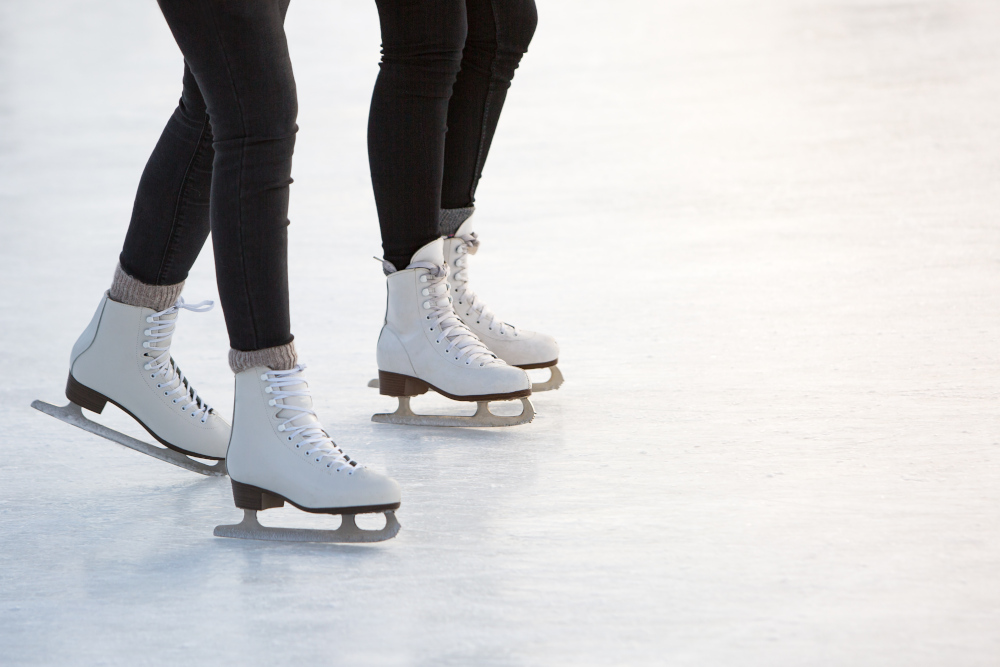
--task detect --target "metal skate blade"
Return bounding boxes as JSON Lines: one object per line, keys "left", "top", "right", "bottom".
{"left": 214, "top": 509, "right": 400, "bottom": 543}
{"left": 374, "top": 370, "right": 563, "bottom": 392}
{"left": 529, "top": 365, "right": 564, "bottom": 392}
{"left": 372, "top": 396, "right": 534, "bottom": 427}
{"left": 31, "top": 400, "right": 227, "bottom": 477}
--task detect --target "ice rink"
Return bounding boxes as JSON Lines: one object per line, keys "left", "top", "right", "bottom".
{"left": 2, "top": 0, "right": 999, "bottom": 664}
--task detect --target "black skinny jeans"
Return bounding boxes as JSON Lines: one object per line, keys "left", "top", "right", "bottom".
{"left": 369, "top": 0, "right": 538, "bottom": 270}
{"left": 119, "top": 0, "right": 297, "bottom": 352}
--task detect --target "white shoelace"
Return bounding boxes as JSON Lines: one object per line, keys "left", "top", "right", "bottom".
{"left": 409, "top": 261, "right": 502, "bottom": 366}
{"left": 142, "top": 298, "right": 214, "bottom": 422}
{"left": 451, "top": 232, "right": 517, "bottom": 337}
{"left": 262, "top": 365, "right": 359, "bottom": 472}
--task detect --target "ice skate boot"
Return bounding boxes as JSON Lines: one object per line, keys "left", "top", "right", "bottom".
{"left": 372, "top": 237, "right": 534, "bottom": 427}
{"left": 215, "top": 364, "right": 401, "bottom": 543}
{"left": 32, "top": 285, "right": 228, "bottom": 476}
{"left": 443, "top": 214, "right": 563, "bottom": 391}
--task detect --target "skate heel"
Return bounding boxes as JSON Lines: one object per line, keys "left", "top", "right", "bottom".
{"left": 65, "top": 374, "right": 108, "bottom": 414}
{"left": 231, "top": 480, "right": 285, "bottom": 511}
{"left": 378, "top": 370, "right": 429, "bottom": 397}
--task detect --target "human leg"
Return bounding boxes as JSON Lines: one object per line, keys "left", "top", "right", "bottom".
{"left": 435, "top": 0, "right": 561, "bottom": 389}
{"left": 119, "top": 62, "right": 214, "bottom": 288}
{"left": 439, "top": 0, "right": 537, "bottom": 219}
{"left": 63, "top": 0, "right": 300, "bottom": 463}
{"left": 368, "top": 0, "right": 468, "bottom": 271}
{"left": 56, "top": 1, "right": 402, "bottom": 531}
{"left": 157, "top": 0, "right": 297, "bottom": 356}
{"left": 67, "top": 61, "right": 228, "bottom": 463}
{"left": 159, "top": 0, "right": 401, "bottom": 530}
{"left": 366, "top": 0, "right": 532, "bottom": 424}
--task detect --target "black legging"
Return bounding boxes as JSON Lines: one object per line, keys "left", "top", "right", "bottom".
{"left": 117, "top": 0, "right": 533, "bottom": 348}
{"left": 368, "top": 0, "right": 538, "bottom": 270}
{"left": 119, "top": 0, "right": 297, "bottom": 353}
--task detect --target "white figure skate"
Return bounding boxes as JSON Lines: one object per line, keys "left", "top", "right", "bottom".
{"left": 372, "top": 237, "right": 534, "bottom": 427}
{"left": 367, "top": 217, "right": 563, "bottom": 393}
{"left": 32, "top": 293, "right": 228, "bottom": 476}
{"left": 215, "top": 365, "right": 401, "bottom": 543}
{"left": 445, "top": 215, "right": 563, "bottom": 392}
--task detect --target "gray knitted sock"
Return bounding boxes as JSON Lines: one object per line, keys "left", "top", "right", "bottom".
{"left": 109, "top": 264, "right": 184, "bottom": 311}
{"left": 439, "top": 206, "right": 475, "bottom": 237}
{"left": 229, "top": 340, "right": 298, "bottom": 373}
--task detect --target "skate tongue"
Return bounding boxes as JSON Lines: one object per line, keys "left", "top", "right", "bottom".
{"left": 407, "top": 237, "right": 444, "bottom": 268}
{"left": 274, "top": 380, "right": 320, "bottom": 426}
{"left": 150, "top": 310, "right": 178, "bottom": 342}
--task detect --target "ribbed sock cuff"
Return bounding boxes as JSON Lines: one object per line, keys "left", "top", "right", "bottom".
{"left": 229, "top": 340, "right": 298, "bottom": 373}
{"left": 109, "top": 264, "right": 184, "bottom": 311}
{"left": 439, "top": 206, "right": 475, "bottom": 237}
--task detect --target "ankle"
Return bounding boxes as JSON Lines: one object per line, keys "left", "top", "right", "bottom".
{"left": 109, "top": 264, "right": 184, "bottom": 311}
{"left": 439, "top": 206, "right": 475, "bottom": 237}
{"left": 229, "top": 340, "right": 298, "bottom": 374}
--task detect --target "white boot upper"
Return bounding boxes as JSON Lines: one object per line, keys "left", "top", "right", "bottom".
{"left": 444, "top": 216, "right": 560, "bottom": 368}
{"left": 226, "top": 365, "right": 401, "bottom": 510}
{"left": 377, "top": 237, "right": 530, "bottom": 397}
{"left": 69, "top": 293, "right": 230, "bottom": 459}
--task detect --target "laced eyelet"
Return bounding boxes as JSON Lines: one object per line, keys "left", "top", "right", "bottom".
{"left": 287, "top": 437, "right": 292, "bottom": 441}
{"left": 164, "top": 392, "right": 168, "bottom": 396}
{"left": 146, "top": 317, "right": 153, "bottom": 323}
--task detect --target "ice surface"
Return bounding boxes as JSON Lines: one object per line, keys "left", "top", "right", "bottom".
{"left": 2, "top": 0, "right": 999, "bottom": 665}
